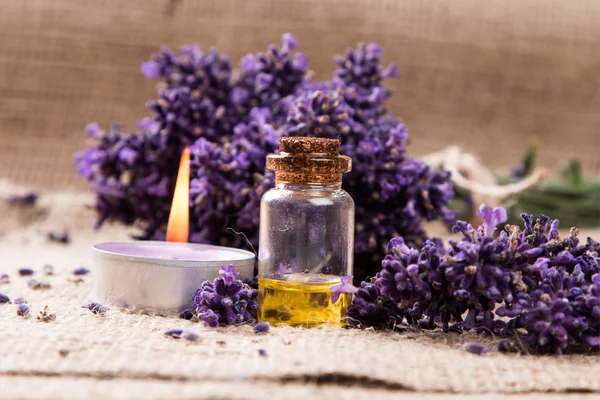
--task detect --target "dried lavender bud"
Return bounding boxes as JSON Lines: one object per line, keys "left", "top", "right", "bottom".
{"left": 0, "top": 274, "right": 9, "bottom": 284}
{"left": 192, "top": 265, "right": 258, "bottom": 327}
{"left": 498, "top": 339, "right": 520, "bottom": 353}
{"left": 346, "top": 281, "right": 404, "bottom": 330}
{"left": 58, "top": 349, "right": 70, "bottom": 357}
{"left": 253, "top": 321, "right": 270, "bottom": 334}
{"left": 7, "top": 192, "right": 37, "bottom": 207}
{"left": 330, "top": 276, "right": 358, "bottom": 304}
{"left": 0, "top": 293, "right": 11, "bottom": 304}
{"left": 464, "top": 343, "right": 489, "bottom": 355}
{"left": 43, "top": 264, "right": 54, "bottom": 275}
{"left": 17, "top": 304, "right": 30, "bottom": 317}
{"left": 163, "top": 329, "right": 200, "bottom": 342}
{"left": 179, "top": 309, "right": 194, "bottom": 320}
{"left": 14, "top": 297, "right": 27, "bottom": 304}
{"left": 82, "top": 303, "right": 110, "bottom": 315}
{"left": 73, "top": 267, "right": 90, "bottom": 276}
{"left": 18, "top": 268, "right": 34, "bottom": 277}
{"left": 37, "top": 305, "right": 56, "bottom": 322}
{"left": 28, "top": 279, "right": 51, "bottom": 290}
{"left": 258, "top": 348, "right": 267, "bottom": 357}
{"left": 69, "top": 278, "right": 85, "bottom": 285}
{"left": 47, "top": 230, "right": 70, "bottom": 244}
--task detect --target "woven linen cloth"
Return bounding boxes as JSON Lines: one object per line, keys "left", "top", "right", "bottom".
{"left": 1, "top": 183, "right": 599, "bottom": 399}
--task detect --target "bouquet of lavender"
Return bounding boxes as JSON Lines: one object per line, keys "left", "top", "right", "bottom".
{"left": 75, "top": 34, "right": 456, "bottom": 281}
{"left": 347, "top": 204, "right": 600, "bottom": 354}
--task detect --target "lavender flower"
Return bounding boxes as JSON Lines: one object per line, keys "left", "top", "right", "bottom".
{"left": 258, "top": 348, "right": 267, "bottom": 357}
{"left": 0, "top": 274, "right": 9, "bottom": 284}
{"left": 17, "top": 304, "right": 30, "bottom": 317}
{"left": 82, "top": 303, "right": 110, "bottom": 315}
{"left": 330, "top": 276, "right": 358, "bottom": 304}
{"left": 14, "top": 297, "right": 27, "bottom": 304}
{"left": 73, "top": 267, "right": 90, "bottom": 276}
{"left": 192, "top": 265, "right": 258, "bottom": 327}
{"left": 44, "top": 265, "right": 54, "bottom": 275}
{"left": 254, "top": 321, "right": 270, "bottom": 334}
{"left": 350, "top": 204, "right": 600, "bottom": 354}
{"left": 477, "top": 204, "right": 507, "bottom": 237}
{"left": 7, "top": 192, "right": 37, "bottom": 207}
{"left": 0, "top": 293, "right": 11, "bottom": 304}
{"left": 18, "top": 268, "right": 34, "bottom": 277}
{"left": 464, "top": 343, "right": 489, "bottom": 355}
{"left": 163, "top": 329, "right": 200, "bottom": 342}
{"left": 76, "top": 35, "right": 456, "bottom": 282}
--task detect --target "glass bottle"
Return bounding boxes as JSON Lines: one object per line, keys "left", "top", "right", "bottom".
{"left": 257, "top": 137, "right": 355, "bottom": 327}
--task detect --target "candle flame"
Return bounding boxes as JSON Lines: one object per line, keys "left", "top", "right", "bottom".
{"left": 166, "top": 146, "right": 190, "bottom": 242}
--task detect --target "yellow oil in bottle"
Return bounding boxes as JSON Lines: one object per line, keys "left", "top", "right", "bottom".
{"left": 258, "top": 273, "right": 351, "bottom": 327}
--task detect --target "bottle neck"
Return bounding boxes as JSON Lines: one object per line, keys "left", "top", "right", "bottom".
{"left": 275, "top": 181, "right": 342, "bottom": 191}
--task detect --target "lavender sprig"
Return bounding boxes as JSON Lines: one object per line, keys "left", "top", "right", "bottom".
{"left": 350, "top": 204, "right": 600, "bottom": 354}
{"left": 76, "top": 34, "right": 456, "bottom": 282}
{"left": 192, "top": 265, "right": 258, "bottom": 327}
{"left": 17, "top": 304, "right": 30, "bottom": 317}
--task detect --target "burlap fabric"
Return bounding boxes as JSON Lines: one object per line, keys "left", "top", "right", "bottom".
{"left": 1, "top": 0, "right": 600, "bottom": 191}
{"left": 2, "top": 0, "right": 600, "bottom": 398}
{"left": 1, "top": 183, "right": 599, "bottom": 399}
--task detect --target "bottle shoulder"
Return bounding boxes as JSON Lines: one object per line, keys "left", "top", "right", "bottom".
{"left": 261, "top": 187, "right": 354, "bottom": 205}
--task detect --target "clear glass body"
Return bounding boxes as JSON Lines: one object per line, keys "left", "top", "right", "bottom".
{"left": 257, "top": 182, "right": 355, "bottom": 326}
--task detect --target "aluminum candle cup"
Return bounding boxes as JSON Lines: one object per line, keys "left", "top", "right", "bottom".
{"left": 92, "top": 241, "right": 255, "bottom": 311}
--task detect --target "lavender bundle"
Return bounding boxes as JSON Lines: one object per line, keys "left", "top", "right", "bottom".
{"left": 191, "top": 265, "right": 259, "bottom": 327}
{"left": 347, "top": 204, "right": 600, "bottom": 355}
{"left": 75, "top": 34, "right": 455, "bottom": 280}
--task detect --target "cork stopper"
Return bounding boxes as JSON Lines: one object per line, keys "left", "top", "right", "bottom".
{"left": 267, "top": 137, "right": 351, "bottom": 184}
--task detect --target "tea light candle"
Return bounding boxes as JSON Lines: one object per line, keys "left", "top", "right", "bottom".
{"left": 91, "top": 146, "right": 256, "bottom": 311}
{"left": 92, "top": 241, "right": 254, "bottom": 311}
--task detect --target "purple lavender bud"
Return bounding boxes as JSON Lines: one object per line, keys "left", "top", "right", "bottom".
{"left": 330, "top": 276, "right": 358, "bottom": 304}
{"left": 164, "top": 329, "right": 183, "bottom": 337}
{"left": 140, "top": 60, "right": 162, "bottom": 79}
{"left": 178, "top": 309, "right": 194, "bottom": 320}
{"left": 47, "top": 230, "right": 70, "bottom": 244}
{"left": 82, "top": 303, "right": 109, "bottom": 315}
{"left": 477, "top": 204, "right": 507, "bottom": 237}
{"left": 0, "top": 274, "right": 9, "bottom": 284}
{"left": 17, "top": 304, "right": 30, "bottom": 317}
{"left": 14, "top": 297, "right": 27, "bottom": 304}
{"left": 73, "top": 267, "right": 90, "bottom": 276}
{"left": 0, "top": 293, "right": 11, "bottom": 304}
{"left": 163, "top": 329, "right": 199, "bottom": 342}
{"left": 7, "top": 192, "right": 37, "bottom": 207}
{"left": 464, "top": 342, "right": 489, "bottom": 355}
{"left": 281, "top": 33, "right": 299, "bottom": 51}
{"left": 43, "top": 264, "right": 54, "bottom": 275}
{"left": 18, "top": 268, "right": 34, "bottom": 277}
{"left": 254, "top": 321, "right": 270, "bottom": 334}
{"left": 258, "top": 348, "right": 267, "bottom": 357}
{"left": 193, "top": 265, "right": 258, "bottom": 327}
